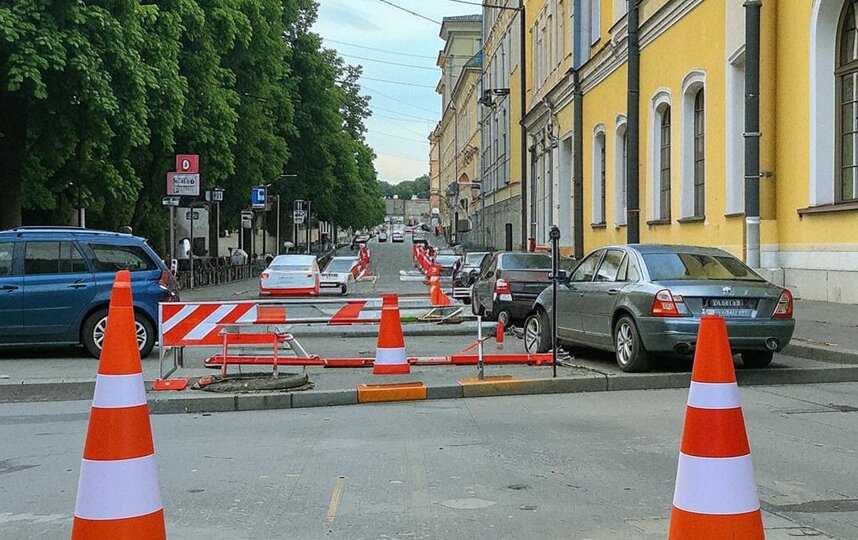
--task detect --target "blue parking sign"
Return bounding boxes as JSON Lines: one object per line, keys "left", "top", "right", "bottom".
{"left": 251, "top": 186, "right": 266, "bottom": 208}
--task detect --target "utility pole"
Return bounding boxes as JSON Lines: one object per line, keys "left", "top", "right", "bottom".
{"left": 519, "top": 0, "right": 528, "bottom": 251}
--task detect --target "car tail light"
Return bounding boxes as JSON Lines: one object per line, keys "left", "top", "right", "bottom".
{"left": 773, "top": 288, "right": 793, "bottom": 319}
{"left": 494, "top": 278, "right": 513, "bottom": 302}
{"left": 158, "top": 270, "right": 177, "bottom": 294}
{"left": 307, "top": 273, "right": 313, "bottom": 278}
{"left": 261, "top": 271, "right": 270, "bottom": 279}
{"left": 651, "top": 289, "right": 683, "bottom": 317}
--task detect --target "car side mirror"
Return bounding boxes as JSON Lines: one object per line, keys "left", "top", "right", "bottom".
{"left": 549, "top": 269, "right": 567, "bottom": 281}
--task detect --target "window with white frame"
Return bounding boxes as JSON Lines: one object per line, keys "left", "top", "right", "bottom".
{"left": 593, "top": 127, "right": 607, "bottom": 224}
{"left": 615, "top": 117, "right": 628, "bottom": 225}
{"left": 590, "top": 0, "right": 601, "bottom": 44}
{"left": 680, "top": 72, "right": 705, "bottom": 219}
{"left": 838, "top": 0, "right": 858, "bottom": 202}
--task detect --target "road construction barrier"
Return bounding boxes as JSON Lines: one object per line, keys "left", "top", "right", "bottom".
{"left": 157, "top": 296, "right": 462, "bottom": 378}
{"left": 668, "top": 315, "right": 764, "bottom": 539}
{"left": 73, "top": 271, "right": 166, "bottom": 539}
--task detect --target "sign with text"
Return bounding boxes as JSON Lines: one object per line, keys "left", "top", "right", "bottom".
{"left": 176, "top": 154, "right": 199, "bottom": 173}
{"left": 251, "top": 187, "right": 266, "bottom": 209}
{"left": 293, "top": 210, "right": 305, "bottom": 224}
{"left": 166, "top": 172, "right": 200, "bottom": 196}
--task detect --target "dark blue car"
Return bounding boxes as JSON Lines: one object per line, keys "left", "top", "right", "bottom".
{"left": 0, "top": 227, "right": 179, "bottom": 358}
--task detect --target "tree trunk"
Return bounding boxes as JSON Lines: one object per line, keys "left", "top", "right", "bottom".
{"left": 0, "top": 90, "right": 27, "bottom": 229}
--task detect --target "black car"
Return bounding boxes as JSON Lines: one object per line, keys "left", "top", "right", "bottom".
{"left": 350, "top": 234, "right": 369, "bottom": 250}
{"left": 452, "top": 251, "right": 490, "bottom": 303}
{"left": 469, "top": 252, "right": 552, "bottom": 324}
{"left": 434, "top": 254, "right": 462, "bottom": 277}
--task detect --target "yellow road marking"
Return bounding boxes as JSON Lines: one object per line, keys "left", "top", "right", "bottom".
{"left": 325, "top": 476, "right": 346, "bottom": 523}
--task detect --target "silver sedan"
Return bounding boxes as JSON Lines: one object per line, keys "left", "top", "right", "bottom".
{"left": 523, "top": 245, "right": 795, "bottom": 372}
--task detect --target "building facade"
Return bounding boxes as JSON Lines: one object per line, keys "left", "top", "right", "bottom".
{"left": 435, "top": 15, "right": 483, "bottom": 244}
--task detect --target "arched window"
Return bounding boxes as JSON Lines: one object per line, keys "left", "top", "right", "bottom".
{"left": 592, "top": 128, "right": 607, "bottom": 224}
{"left": 615, "top": 117, "right": 628, "bottom": 226}
{"left": 693, "top": 89, "right": 706, "bottom": 215}
{"left": 659, "top": 107, "right": 672, "bottom": 220}
{"left": 838, "top": 0, "right": 858, "bottom": 202}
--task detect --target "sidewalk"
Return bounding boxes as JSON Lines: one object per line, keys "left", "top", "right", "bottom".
{"left": 785, "top": 299, "right": 858, "bottom": 363}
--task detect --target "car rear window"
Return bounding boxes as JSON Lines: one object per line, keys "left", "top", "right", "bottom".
{"left": 325, "top": 260, "right": 355, "bottom": 272}
{"left": 87, "top": 243, "right": 158, "bottom": 272}
{"left": 436, "top": 256, "right": 460, "bottom": 265}
{"left": 502, "top": 253, "right": 552, "bottom": 270}
{"left": 643, "top": 253, "right": 764, "bottom": 281}
{"left": 271, "top": 264, "right": 311, "bottom": 272}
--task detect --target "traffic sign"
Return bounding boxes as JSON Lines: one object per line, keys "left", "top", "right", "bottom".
{"left": 293, "top": 210, "right": 305, "bottom": 224}
{"left": 176, "top": 154, "right": 199, "bottom": 173}
{"left": 252, "top": 187, "right": 266, "bottom": 209}
{"left": 166, "top": 172, "right": 200, "bottom": 196}
{"left": 241, "top": 210, "right": 253, "bottom": 229}
{"left": 162, "top": 196, "right": 180, "bottom": 207}
{"left": 293, "top": 199, "right": 305, "bottom": 212}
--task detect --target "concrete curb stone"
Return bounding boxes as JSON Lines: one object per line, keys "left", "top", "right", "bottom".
{"left": 783, "top": 342, "right": 858, "bottom": 365}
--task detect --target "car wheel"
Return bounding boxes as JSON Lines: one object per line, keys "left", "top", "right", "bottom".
{"left": 523, "top": 311, "right": 551, "bottom": 353}
{"left": 496, "top": 309, "right": 511, "bottom": 327}
{"left": 82, "top": 308, "right": 156, "bottom": 359}
{"left": 613, "top": 315, "right": 650, "bottom": 373}
{"left": 740, "top": 351, "right": 774, "bottom": 369}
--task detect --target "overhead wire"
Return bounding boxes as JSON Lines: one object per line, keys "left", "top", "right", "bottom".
{"left": 362, "top": 84, "right": 440, "bottom": 115}
{"left": 369, "top": 129, "right": 430, "bottom": 144}
{"left": 370, "top": 104, "right": 437, "bottom": 122}
{"left": 323, "top": 38, "right": 437, "bottom": 59}
{"left": 341, "top": 53, "right": 437, "bottom": 71}
{"left": 374, "top": 0, "right": 442, "bottom": 25}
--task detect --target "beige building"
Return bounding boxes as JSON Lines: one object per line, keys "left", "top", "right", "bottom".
{"left": 435, "top": 15, "right": 483, "bottom": 243}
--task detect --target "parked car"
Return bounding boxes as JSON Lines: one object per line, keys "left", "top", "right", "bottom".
{"left": 259, "top": 254, "right": 320, "bottom": 296}
{"left": 378, "top": 233, "right": 388, "bottom": 242}
{"left": 522, "top": 244, "right": 795, "bottom": 372}
{"left": 469, "top": 252, "right": 553, "bottom": 325}
{"left": 320, "top": 256, "right": 360, "bottom": 295}
{"left": 0, "top": 226, "right": 178, "bottom": 358}
{"left": 392, "top": 231, "right": 404, "bottom": 243}
{"left": 350, "top": 234, "right": 370, "bottom": 250}
{"left": 452, "top": 251, "right": 490, "bottom": 303}
{"left": 412, "top": 234, "right": 429, "bottom": 248}
{"left": 434, "top": 253, "right": 463, "bottom": 277}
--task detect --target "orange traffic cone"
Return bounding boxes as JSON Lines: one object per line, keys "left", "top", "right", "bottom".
{"left": 428, "top": 265, "right": 451, "bottom": 306}
{"left": 668, "top": 315, "right": 764, "bottom": 539}
{"left": 373, "top": 295, "right": 409, "bottom": 374}
{"left": 72, "top": 270, "right": 166, "bottom": 540}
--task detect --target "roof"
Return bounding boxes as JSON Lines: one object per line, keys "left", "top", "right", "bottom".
{"left": 0, "top": 227, "right": 137, "bottom": 240}
{"left": 610, "top": 244, "right": 732, "bottom": 256}
{"left": 271, "top": 254, "right": 316, "bottom": 264}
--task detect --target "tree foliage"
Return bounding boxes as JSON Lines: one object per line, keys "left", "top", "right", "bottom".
{"left": 0, "top": 0, "right": 384, "bottom": 251}
{"left": 379, "top": 174, "right": 430, "bottom": 200}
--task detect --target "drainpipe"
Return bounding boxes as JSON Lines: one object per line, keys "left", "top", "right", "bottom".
{"left": 519, "top": 0, "right": 529, "bottom": 251}
{"left": 626, "top": 0, "right": 641, "bottom": 244}
{"left": 573, "top": 70, "right": 584, "bottom": 259}
{"left": 744, "top": 0, "right": 762, "bottom": 267}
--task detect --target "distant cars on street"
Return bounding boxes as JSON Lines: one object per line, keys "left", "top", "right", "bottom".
{"left": 469, "top": 252, "right": 553, "bottom": 325}
{"left": 391, "top": 231, "right": 404, "bottom": 243}
{"left": 0, "top": 227, "right": 178, "bottom": 358}
{"left": 523, "top": 244, "right": 795, "bottom": 372}
{"left": 320, "top": 256, "right": 360, "bottom": 295}
{"left": 259, "top": 254, "right": 320, "bottom": 296}
{"left": 434, "top": 253, "right": 462, "bottom": 277}
{"left": 378, "top": 233, "right": 388, "bottom": 242}
{"left": 351, "top": 234, "right": 370, "bottom": 250}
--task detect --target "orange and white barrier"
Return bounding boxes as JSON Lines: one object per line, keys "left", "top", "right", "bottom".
{"left": 427, "top": 264, "right": 452, "bottom": 306}
{"left": 72, "top": 270, "right": 166, "bottom": 539}
{"left": 668, "top": 315, "right": 765, "bottom": 540}
{"left": 373, "top": 295, "right": 409, "bottom": 374}
{"left": 495, "top": 320, "right": 505, "bottom": 350}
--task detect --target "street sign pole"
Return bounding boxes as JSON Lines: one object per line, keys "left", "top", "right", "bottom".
{"left": 306, "top": 200, "right": 312, "bottom": 255}
{"left": 276, "top": 194, "right": 281, "bottom": 255}
{"left": 190, "top": 208, "right": 195, "bottom": 290}
{"left": 169, "top": 206, "right": 175, "bottom": 262}
{"left": 549, "top": 225, "right": 560, "bottom": 378}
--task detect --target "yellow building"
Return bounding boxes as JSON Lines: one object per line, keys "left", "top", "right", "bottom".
{"left": 435, "top": 15, "right": 483, "bottom": 242}
{"left": 566, "top": 0, "right": 858, "bottom": 303}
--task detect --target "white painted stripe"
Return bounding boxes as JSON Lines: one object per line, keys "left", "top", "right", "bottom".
{"left": 183, "top": 304, "right": 237, "bottom": 341}
{"left": 74, "top": 455, "right": 162, "bottom": 520}
{"left": 672, "top": 453, "right": 759, "bottom": 515}
{"left": 375, "top": 347, "right": 406, "bottom": 365}
{"left": 161, "top": 304, "right": 199, "bottom": 334}
{"left": 236, "top": 305, "right": 258, "bottom": 324}
{"left": 687, "top": 381, "right": 741, "bottom": 409}
{"left": 92, "top": 374, "right": 147, "bottom": 408}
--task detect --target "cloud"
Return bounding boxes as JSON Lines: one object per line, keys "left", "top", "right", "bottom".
{"left": 322, "top": 3, "right": 381, "bottom": 32}
{"left": 375, "top": 154, "right": 428, "bottom": 184}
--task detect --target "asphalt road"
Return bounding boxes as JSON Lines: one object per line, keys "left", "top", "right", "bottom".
{"left": 2, "top": 384, "right": 857, "bottom": 539}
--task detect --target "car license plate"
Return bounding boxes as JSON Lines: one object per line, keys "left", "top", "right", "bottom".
{"left": 703, "top": 308, "right": 753, "bottom": 318}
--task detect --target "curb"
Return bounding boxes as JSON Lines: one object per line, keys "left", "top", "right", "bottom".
{"left": 7, "top": 364, "right": 858, "bottom": 412}
{"left": 782, "top": 341, "right": 858, "bottom": 365}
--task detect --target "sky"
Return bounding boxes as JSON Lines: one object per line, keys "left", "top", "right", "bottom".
{"left": 313, "top": 0, "right": 480, "bottom": 184}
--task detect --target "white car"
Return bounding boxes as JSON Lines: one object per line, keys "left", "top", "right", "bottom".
{"left": 259, "top": 255, "right": 320, "bottom": 296}
{"left": 321, "top": 256, "right": 361, "bottom": 295}
{"left": 392, "top": 231, "right": 404, "bottom": 243}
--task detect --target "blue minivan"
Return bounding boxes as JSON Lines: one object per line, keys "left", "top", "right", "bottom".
{"left": 0, "top": 227, "right": 179, "bottom": 358}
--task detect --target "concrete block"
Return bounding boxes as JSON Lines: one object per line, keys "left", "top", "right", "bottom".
{"left": 607, "top": 373, "right": 691, "bottom": 392}
{"left": 148, "top": 393, "right": 237, "bottom": 415}
{"left": 827, "top": 270, "right": 858, "bottom": 304}
{"left": 783, "top": 342, "right": 858, "bottom": 365}
{"left": 236, "top": 393, "right": 292, "bottom": 411}
{"left": 426, "top": 384, "right": 464, "bottom": 400}
{"left": 738, "top": 366, "right": 858, "bottom": 386}
{"left": 291, "top": 389, "right": 357, "bottom": 408}
{"left": 783, "top": 268, "right": 828, "bottom": 301}
{"left": 0, "top": 382, "right": 95, "bottom": 404}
